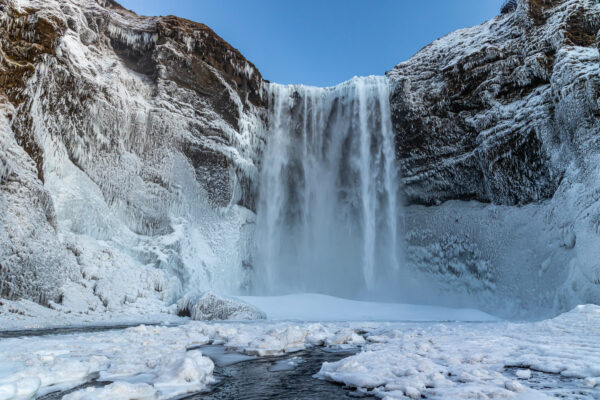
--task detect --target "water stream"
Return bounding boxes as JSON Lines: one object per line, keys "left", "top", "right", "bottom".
{"left": 190, "top": 347, "right": 374, "bottom": 400}
{"left": 254, "top": 76, "right": 402, "bottom": 298}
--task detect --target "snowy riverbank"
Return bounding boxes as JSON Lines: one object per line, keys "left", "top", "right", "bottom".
{"left": 0, "top": 293, "right": 497, "bottom": 332}
{"left": 0, "top": 303, "right": 598, "bottom": 399}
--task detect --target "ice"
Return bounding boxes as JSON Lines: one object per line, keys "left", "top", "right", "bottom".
{"left": 268, "top": 356, "right": 305, "bottom": 372}
{"left": 106, "top": 23, "right": 158, "bottom": 49}
{"left": 384, "top": 0, "right": 600, "bottom": 318}
{"left": 316, "top": 304, "right": 600, "bottom": 399}
{"left": 238, "top": 293, "right": 499, "bottom": 322}
{"left": 0, "top": 319, "right": 364, "bottom": 398}
{"left": 504, "top": 380, "right": 525, "bottom": 392}
{"left": 197, "top": 345, "right": 256, "bottom": 367}
{"left": 516, "top": 369, "right": 532, "bottom": 380}
{"left": 0, "top": 304, "right": 598, "bottom": 399}
{"left": 0, "top": 324, "right": 215, "bottom": 399}
{"left": 63, "top": 382, "right": 157, "bottom": 400}
{"left": 176, "top": 291, "right": 266, "bottom": 321}
{"left": 151, "top": 350, "right": 215, "bottom": 399}
{"left": 0, "top": 0, "right": 267, "bottom": 319}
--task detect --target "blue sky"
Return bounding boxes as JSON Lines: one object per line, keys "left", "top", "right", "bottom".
{"left": 117, "top": 0, "right": 504, "bottom": 87}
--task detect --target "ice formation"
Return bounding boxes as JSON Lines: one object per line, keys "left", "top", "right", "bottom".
{"left": 0, "top": 305, "right": 598, "bottom": 399}
{"left": 316, "top": 305, "right": 600, "bottom": 399}
{"left": 0, "top": 0, "right": 599, "bottom": 324}
{"left": 386, "top": 0, "right": 600, "bottom": 317}
{"left": 0, "top": 0, "right": 267, "bottom": 320}
{"left": 176, "top": 291, "right": 266, "bottom": 321}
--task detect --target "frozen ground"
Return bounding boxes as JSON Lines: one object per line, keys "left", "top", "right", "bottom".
{"left": 0, "top": 293, "right": 496, "bottom": 332}
{"left": 239, "top": 293, "right": 499, "bottom": 322}
{"left": 0, "top": 304, "right": 598, "bottom": 399}
{"left": 0, "top": 298, "right": 183, "bottom": 332}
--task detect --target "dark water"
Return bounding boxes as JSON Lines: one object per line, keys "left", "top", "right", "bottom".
{"left": 0, "top": 322, "right": 180, "bottom": 339}
{"left": 503, "top": 367, "right": 600, "bottom": 399}
{"left": 39, "top": 381, "right": 108, "bottom": 400}
{"left": 190, "top": 347, "right": 375, "bottom": 400}
{"left": 34, "top": 338, "right": 373, "bottom": 400}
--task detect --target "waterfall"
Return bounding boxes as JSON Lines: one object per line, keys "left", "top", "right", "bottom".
{"left": 254, "top": 76, "right": 401, "bottom": 298}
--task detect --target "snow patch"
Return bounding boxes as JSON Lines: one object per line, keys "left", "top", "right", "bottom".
{"left": 238, "top": 293, "right": 499, "bottom": 322}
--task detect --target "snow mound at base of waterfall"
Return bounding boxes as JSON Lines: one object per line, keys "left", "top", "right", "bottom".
{"left": 237, "top": 293, "right": 498, "bottom": 322}
{"left": 177, "top": 291, "right": 266, "bottom": 321}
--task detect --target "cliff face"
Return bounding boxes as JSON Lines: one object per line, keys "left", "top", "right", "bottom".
{"left": 388, "top": 0, "right": 600, "bottom": 316}
{"left": 1, "top": 0, "right": 599, "bottom": 319}
{"left": 0, "top": 0, "right": 267, "bottom": 310}
{"left": 388, "top": 0, "right": 598, "bottom": 206}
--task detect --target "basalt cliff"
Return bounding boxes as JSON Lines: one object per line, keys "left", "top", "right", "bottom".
{"left": 0, "top": 0, "right": 598, "bottom": 320}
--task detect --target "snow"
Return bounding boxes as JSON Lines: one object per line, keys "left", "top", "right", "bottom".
{"left": 0, "top": 304, "right": 598, "bottom": 399}
{"left": 1, "top": 0, "right": 267, "bottom": 315}
{"left": 0, "top": 297, "right": 183, "bottom": 332}
{"left": 63, "top": 382, "right": 157, "bottom": 400}
{"left": 176, "top": 291, "right": 266, "bottom": 321}
{"left": 239, "top": 293, "right": 499, "bottom": 322}
{"left": 316, "top": 304, "right": 600, "bottom": 399}
{"left": 516, "top": 369, "right": 532, "bottom": 379}
{"left": 0, "top": 324, "right": 215, "bottom": 400}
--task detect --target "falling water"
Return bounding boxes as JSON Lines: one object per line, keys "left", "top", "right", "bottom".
{"left": 254, "top": 76, "right": 401, "bottom": 298}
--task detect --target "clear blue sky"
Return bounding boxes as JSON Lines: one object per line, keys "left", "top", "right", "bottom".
{"left": 117, "top": 0, "right": 504, "bottom": 87}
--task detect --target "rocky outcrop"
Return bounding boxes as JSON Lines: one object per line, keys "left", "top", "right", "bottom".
{"left": 1, "top": 0, "right": 599, "bottom": 319}
{"left": 176, "top": 291, "right": 266, "bottom": 321}
{"left": 0, "top": 3, "right": 74, "bottom": 303}
{"left": 388, "top": 0, "right": 599, "bottom": 206}
{"left": 0, "top": 0, "right": 267, "bottom": 306}
{"left": 388, "top": 0, "right": 600, "bottom": 316}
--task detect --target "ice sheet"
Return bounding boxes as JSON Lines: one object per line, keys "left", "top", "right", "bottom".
{"left": 238, "top": 293, "right": 499, "bottom": 322}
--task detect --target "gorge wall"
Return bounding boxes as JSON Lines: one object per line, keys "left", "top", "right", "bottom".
{"left": 0, "top": 0, "right": 598, "bottom": 319}
{"left": 387, "top": 0, "right": 600, "bottom": 316}
{"left": 0, "top": 0, "right": 268, "bottom": 315}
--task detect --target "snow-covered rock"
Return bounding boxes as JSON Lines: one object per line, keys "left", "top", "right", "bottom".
{"left": 388, "top": 0, "right": 598, "bottom": 206}
{"left": 0, "top": 0, "right": 599, "bottom": 321}
{"left": 387, "top": 0, "right": 600, "bottom": 317}
{"left": 176, "top": 291, "right": 266, "bottom": 321}
{"left": 0, "top": 0, "right": 266, "bottom": 313}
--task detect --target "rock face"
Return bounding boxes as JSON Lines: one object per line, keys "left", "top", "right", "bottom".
{"left": 1, "top": 0, "right": 599, "bottom": 319}
{"left": 0, "top": 0, "right": 267, "bottom": 309}
{"left": 388, "top": 0, "right": 598, "bottom": 206}
{"left": 387, "top": 0, "right": 600, "bottom": 316}
{"left": 176, "top": 291, "right": 266, "bottom": 321}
